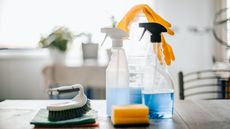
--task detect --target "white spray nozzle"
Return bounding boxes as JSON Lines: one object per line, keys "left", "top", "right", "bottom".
{"left": 101, "top": 28, "right": 129, "bottom": 47}
{"left": 101, "top": 28, "right": 128, "bottom": 39}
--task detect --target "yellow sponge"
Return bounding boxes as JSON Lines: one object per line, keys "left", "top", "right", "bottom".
{"left": 111, "top": 105, "right": 149, "bottom": 125}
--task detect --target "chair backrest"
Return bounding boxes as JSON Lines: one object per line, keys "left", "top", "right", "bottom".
{"left": 178, "top": 69, "right": 230, "bottom": 100}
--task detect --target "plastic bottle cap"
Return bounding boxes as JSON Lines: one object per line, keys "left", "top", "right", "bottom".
{"left": 101, "top": 28, "right": 128, "bottom": 47}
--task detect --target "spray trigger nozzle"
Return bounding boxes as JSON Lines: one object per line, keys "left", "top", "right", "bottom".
{"left": 101, "top": 34, "right": 108, "bottom": 46}
{"left": 139, "top": 28, "right": 147, "bottom": 41}
{"left": 101, "top": 27, "right": 128, "bottom": 47}
{"left": 139, "top": 22, "right": 167, "bottom": 43}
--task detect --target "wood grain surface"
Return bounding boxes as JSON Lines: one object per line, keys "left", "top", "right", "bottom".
{"left": 0, "top": 100, "right": 230, "bottom": 129}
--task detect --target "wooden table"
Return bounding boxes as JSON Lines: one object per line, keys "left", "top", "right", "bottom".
{"left": 0, "top": 100, "right": 230, "bottom": 129}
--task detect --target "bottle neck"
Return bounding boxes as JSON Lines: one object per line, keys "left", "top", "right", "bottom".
{"left": 145, "top": 44, "right": 161, "bottom": 65}
{"left": 112, "top": 39, "right": 123, "bottom": 48}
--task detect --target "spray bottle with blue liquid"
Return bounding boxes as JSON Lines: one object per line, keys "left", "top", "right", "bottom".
{"left": 101, "top": 28, "right": 130, "bottom": 116}
{"left": 139, "top": 22, "right": 175, "bottom": 119}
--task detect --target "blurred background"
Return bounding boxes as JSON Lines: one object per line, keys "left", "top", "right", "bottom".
{"left": 0, "top": 0, "right": 229, "bottom": 100}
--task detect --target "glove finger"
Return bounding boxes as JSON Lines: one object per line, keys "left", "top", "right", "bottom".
{"left": 161, "top": 35, "right": 171, "bottom": 65}
{"left": 167, "top": 44, "right": 175, "bottom": 61}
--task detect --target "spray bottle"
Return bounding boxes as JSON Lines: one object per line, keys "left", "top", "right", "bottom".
{"left": 139, "top": 22, "right": 174, "bottom": 119}
{"left": 101, "top": 27, "right": 129, "bottom": 116}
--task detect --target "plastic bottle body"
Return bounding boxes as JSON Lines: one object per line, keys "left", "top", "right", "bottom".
{"left": 106, "top": 47, "right": 129, "bottom": 116}
{"left": 128, "top": 56, "right": 145, "bottom": 104}
{"left": 142, "top": 44, "right": 174, "bottom": 119}
{"left": 142, "top": 66, "right": 174, "bottom": 119}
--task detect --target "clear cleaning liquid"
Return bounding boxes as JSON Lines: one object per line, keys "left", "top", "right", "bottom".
{"left": 142, "top": 90, "right": 174, "bottom": 119}
{"left": 106, "top": 87, "right": 130, "bottom": 116}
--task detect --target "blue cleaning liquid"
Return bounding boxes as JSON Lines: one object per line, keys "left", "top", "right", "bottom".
{"left": 142, "top": 90, "right": 174, "bottom": 119}
{"left": 106, "top": 87, "right": 130, "bottom": 116}
{"left": 129, "top": 87, "right": 142, "bottom": 104}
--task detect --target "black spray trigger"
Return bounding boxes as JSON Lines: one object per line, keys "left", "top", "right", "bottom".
{"left": 139, "top": 22, "right": 167, "bottom": 43}
{"left": 139, "top": 28, "right": 147, "bottom": 41}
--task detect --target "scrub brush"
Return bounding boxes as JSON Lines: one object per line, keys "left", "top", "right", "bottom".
{"left": 47, "top": 84, "right": 91, "bottom": 121}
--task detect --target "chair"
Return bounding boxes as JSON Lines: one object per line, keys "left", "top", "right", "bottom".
{"left": 178, "top": 69, "right": 230, "bottom": 100}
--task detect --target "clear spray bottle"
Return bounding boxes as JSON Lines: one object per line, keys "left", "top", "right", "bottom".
{"left": 139, "top": 23, "right": 174, "bottom": 119}
{"left": 101, "top": 28, "right": 129, "bottom": 116}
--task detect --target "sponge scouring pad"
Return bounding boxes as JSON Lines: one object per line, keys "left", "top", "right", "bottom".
{"left": 111, "top": 105, "right": 149, "bottom": 126}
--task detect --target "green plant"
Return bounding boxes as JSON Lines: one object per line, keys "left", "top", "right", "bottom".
{"left": 39, "top": 26, "right": 74, "bottom": 52}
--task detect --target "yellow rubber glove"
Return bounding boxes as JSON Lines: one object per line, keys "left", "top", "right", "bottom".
{"left": 161, "top": 35, "right": 175, "bottom": 65}
{"left": 117, "top": 4, "right": 175, "bottom": 66}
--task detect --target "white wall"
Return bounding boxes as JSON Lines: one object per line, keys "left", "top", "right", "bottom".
{"left": 151, "top": 0, "right": 217, "bottom": 99}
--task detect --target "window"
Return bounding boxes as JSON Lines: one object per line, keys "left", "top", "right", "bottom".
{"left": 0, "top": 0, "right": 152, "bottom": 48}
